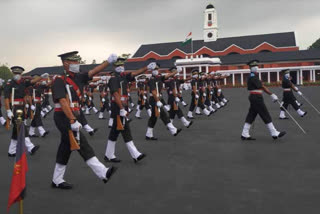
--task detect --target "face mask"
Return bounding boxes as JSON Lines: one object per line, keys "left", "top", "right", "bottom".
{"left": 152, "top": 70, "right": 159, "bottom": 76}
{"left": 13, "top": 74, "right": 21, "bottom": 81}
{"left": 250, "top": 66, "right": 258, "bottom": 73}
{"left": 192, "top": 74, "right": 198, "bottom": 79}
{"left": 284, "top": 73, "right": 290, "bottom": 79}
{"left": 69, "top": 64, "right": 80, "bottom": 73}
{"left": 41, "top": 81, "right": 47, "bottom": 85}
{"left": 115, "top": 66, "right": 125, "bottom": 73}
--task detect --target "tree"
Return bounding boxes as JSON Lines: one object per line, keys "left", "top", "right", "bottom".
{"left": 308, "top": 38, "right": 320, "bottom": 49}
{"left": 0, "top": 64, "right": 13, "bottom": 81}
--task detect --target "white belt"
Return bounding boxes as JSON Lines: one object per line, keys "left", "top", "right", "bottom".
{"left": 249, "top": 90, "right": 263, "bottom": 94}
{"left": 55, "top": 102, "right": 80, "bottom": 108}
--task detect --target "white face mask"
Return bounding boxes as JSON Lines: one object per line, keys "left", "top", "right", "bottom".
{"left": 192, "top": 74, "right": 198, "bottom": 79}
{"left": 13, "top": 74, "right": 21, "bottom": 81}
{"left": 69, "top": 64, "right": 80, "bottom": 73}
{"left": 41, "top": 81, "right": 47, "bottom": 85}
{"left": 285, "top": 73, "right": 290, "bottom": 79}
{"left": 250, "top": 66, "right": 258, "bottom": 73}
{"left": 115, "top": 66, "right": 125, "bottom": 73}
{"left": 152, "top": 70, "right": 159, "bottom": 76}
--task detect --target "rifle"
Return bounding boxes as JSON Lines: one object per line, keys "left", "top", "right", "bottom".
{"left": 155, "top": 82, "right": 161, "bottom": 117}
{"left": 69, "top": 130, "right": 80, "bottom": 151}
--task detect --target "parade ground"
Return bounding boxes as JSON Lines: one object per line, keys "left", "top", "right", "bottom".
{"left": 1, "top": 86, "right": 320, "bottom": 214}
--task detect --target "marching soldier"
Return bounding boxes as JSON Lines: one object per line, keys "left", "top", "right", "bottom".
{"left": 4, "top": 66, "right": 43, "bottom": 156}
{"left": 51, "top": 51, "right": 117, "bottom": 189}
{"left": 28, "top": 80, "right": 50, "bottom": 137}
{"left": 187, "top": 69, "right": 200, "bottom": 119}
{"left": 145, "top": 64, "right": 182, "bottom": 140}
{"left": 0, "top": 78, "right": 6, "bottom": 126}
{"left": 166, "top": 67, "right": 193, "bottom": 128}
{"left": 135, "top": 75, "right": 152, "bottom": 119}
{"left": 279, "top": 69, "right": 307, "bottom": 119}
{"left": 104, "top": 56, "right": 149, "bottom": 162}
{"left": 241, "top": 60, "right": 286, "bottom": 140}
{"left": 97, "top": 77, "right": 111, "bottom": 119}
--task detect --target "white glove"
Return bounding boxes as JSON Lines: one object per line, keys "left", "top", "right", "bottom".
{"left": 177, "top": 67, "right": 182, "bottom": 73}
{"left": 41, "top": 73, "right": 49, "bottom": 78}
{"left": 107, "top": 53, "right": 118, "bottom": 64}
{"left": 203, "top": 93, "right": 207, "bottom": 97}
{"left": 156, "top": 101, "right": 163, "bottom": 108}
{"left": 143, "top": 95, "right": 147, "bottom": 100}
{"left": 270, "top": 94, "right": 278, "bottom": 102}
{"left": 175, "top": 97, "right": 180, "bottom": 103}
{"left": 7, "top": 110, "right": 13, "bottom": 120}
{"left": 25, "top": 104, "right": 29, "bottom": 109}
{"left": 84, "top": 95, "right": 87, "bottom": 98}
{"left": 89, "top": 97, "right": 92, "bottom": 101}
{"left": 297, "top": 91, "right": 303, "bottom": 96}
{"left": 71, "top": 120, "right": 82, "bottom": 132}
{"left": 195, "top": 94, "right": 199, "bottom": 99}
{"left": 31, "top": 105, "right": 36, "bottom": 111}
{"left": 102, "top": 98, "right": 106, "bottom": 102}
{"left": 101, "top": 76, "right": 107, "bottom": 81}
{"left": 210, "top": 91, "right": 213, "bottom": 95}
{"left": 120, "top": 108, "right": 127, "bottom": 117}
{"left": 147, "top": 62, "right": 157, "bottom": 71}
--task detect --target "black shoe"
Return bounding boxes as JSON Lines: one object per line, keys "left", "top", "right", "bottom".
{"left": 41, "top": 131, "right": 49, "bottom": 138}
{"left": 133, "top": 154, "right": 146, "bottom": 163}
{"left": 104, "top": 156, "right": 121, "bottom": 163}
{"left": 8, "top": 153, "right": 16, "bottom": 157}
{"left": 272, "top": 131, "right": 286, "bottom": 140}
{"left": 195, "top": 113, "right": 202, "bottom": 115}
{"left": 187, "top": 116, "right": 195, "bottom": 119}
{"left": 183, "top": 104, "right": 188, "bottom": 107}
{"left": 103, "top": 166, "right": 118, "bottom": 183}
{"left": 146, "top": 136, "right": 158, "bottom": 141}
{"left": 279, "top": 117, "right": 289, "bottom": 120}
{"left": 29, "top": 134, "right": 39, "bottom": 138}
{"left": 89, "top": 128, "right": 99, "bottom": 136}
{"left": 51, "top": 182, "right": 73, "bottom": 190}
{"left": 99, "top": 117, "right": 106, "bottom": 120}
{"left": 241, "top": 136, "right": 256, "bottom": 141}
{"left": 187, "top": 121, "right": 193, "bottom": 128}
{"left": 301, "top": 112, "right": 307, "bottom": 117}
{"left": 135, "top": 116, "right": 142, "bottom": 119}
{"left": 30, "top": 145, "right": 40, "bottom": 155}
{"left": 174, "top": 128, "right": 182, "bottom": 136}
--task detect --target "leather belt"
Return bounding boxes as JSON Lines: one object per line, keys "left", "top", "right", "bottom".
{"left": 249, "top": 90, "right": 263, "bottom": 95}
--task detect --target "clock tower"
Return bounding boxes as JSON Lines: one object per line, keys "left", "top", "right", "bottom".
{"left": 204, "top": 4, "right": 218, "bottom": 42}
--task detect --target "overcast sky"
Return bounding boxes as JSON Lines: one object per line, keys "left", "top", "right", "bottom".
{"left": 0, "top": 0, "right": 319, "bottom": 72}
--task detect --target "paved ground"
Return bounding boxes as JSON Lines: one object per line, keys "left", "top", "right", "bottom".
{"left": 1, "top": 86, "right": 320, "bottom": 214}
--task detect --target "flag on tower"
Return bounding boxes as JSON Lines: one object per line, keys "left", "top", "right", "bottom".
{"left": 7, "top": 123, "right": 28, "bottom": 212}
{"left": 182, "top": 32, "right": 192, "bottom": 46}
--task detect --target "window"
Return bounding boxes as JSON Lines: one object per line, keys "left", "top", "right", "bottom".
{"left": 208, "top": 14, "right": 212, "bottom": 21}
{"left": 227, "top": 52, "right": 240, "bottom": 55}
{"left": 259, "top": 50, "right": 271, "bottom": 53}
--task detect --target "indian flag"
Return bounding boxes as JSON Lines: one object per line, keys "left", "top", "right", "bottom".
{"left": 182, "top": 32, "right": 192, "bottom": 46}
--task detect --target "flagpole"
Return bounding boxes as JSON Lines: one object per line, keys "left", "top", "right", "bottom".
{"left": 19, "top": 200, "right": 23, "bottom": 214}
{"left": 191, "top": 38, "right": 193, "bottom": 59}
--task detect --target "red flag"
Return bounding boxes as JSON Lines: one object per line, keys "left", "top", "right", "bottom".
{"left": 7, "top": 123, "right": 28, "bottom": 212}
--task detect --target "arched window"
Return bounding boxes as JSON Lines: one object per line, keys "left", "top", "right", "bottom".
{"left": 146, "top": 58, "right": 156, "bottom": 62}
{"left": 202, "top": 54, "right": 211, "bottom": 57}
{"left": 227, "top": 52, "right": 240, "bottom": 55}
{"left": 172, "top": 56, "right": 182, "bottom": 60}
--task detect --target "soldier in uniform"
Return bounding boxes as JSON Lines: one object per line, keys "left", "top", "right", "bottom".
{"left": 241, "top": 60, "right": 286, "bottom": 140}
{"left": 51, "top": 51, "right": 117, "bottom": 189}
{"left": 187, "top": 69, "right": 200, "bottom": 119}
{"left": 279, "top": 69, "right": 307, "bottom": 119}
{"left": 135, "top": 75, "right": 152, "bottom": 119}
{"left": 145, "top": 64, "right": 182, "bottom": 140}
{"left": 0, "top": 78, "right": 6, "bottom": 126}
{"left": 28, "top": 80, "right": 50, "bottom": 137}
{"left": 4, "top": 66, "right": 43, "bottom": 156}
{"left": 98, "top": 77, "right": 111, "bottom": 119}
{"left": 104, "top": 57, "right": 150, "bottom": 162}
{"left": 41, "top": 80, "right": 53, "bottom": 117}
{"left": 166, "top": 67, "right": 193, "bottom": 128}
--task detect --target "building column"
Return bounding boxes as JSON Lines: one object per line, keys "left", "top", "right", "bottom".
{"left": 300, "top": 69, "right": 303, "bottom": 85}
{"left": 232, "top": 73, "right": 235, "bottom": 86}
{"left": 314, "top": 70, "right": 317, "bottom": 82}
{"left": 206, "top": 66, "right": 209, "bottom": 74}
{"left": 277, "top": 71, "right": 280, "bottom": 82}
{"left": 199, "top": 66, "right": 202, "bottom": 73}
{"left": 259, "top": 72, "right": 261, "bottom": 80}
{"left": 310, "top": 70, "right": 313, "bottom": 82}
{"left": 240, "top": 73, "right": 244, "bottom": 86}
{"left": 267, "top": 71, "right": 271, "bottom": 83}
{"left": 224, "top": 78, "right": 227, "bottom": 85}
{"left": 296, "top": 70, "right": 299, "bottom": 85}
{"left": 183, "top": 67, "right": 186, "bottom": 80}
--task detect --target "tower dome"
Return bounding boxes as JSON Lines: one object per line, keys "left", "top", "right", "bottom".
{"left": 206, "top": 4, "right": 214, "bottom": 9}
